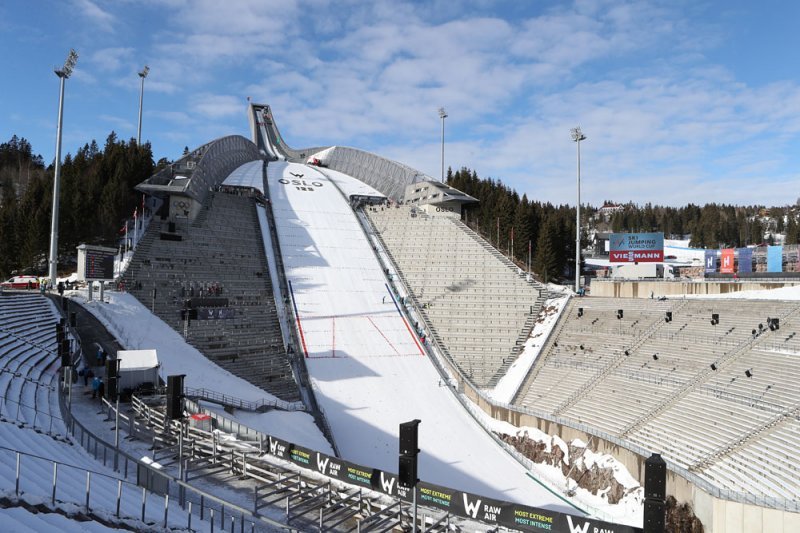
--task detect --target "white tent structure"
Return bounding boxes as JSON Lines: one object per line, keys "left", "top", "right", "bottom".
{"left": 116, "top": 349, "right": 160, "bottom": 391}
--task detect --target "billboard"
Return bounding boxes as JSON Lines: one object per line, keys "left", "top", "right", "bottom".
{"left": 77, "top": 244, "right": 117, "bottom": 281}
{"left": 704, "top": 250, "right": 717, "bottom": 273}
{"left": 720, "top": 249, "right": 735, "bottom": 274}
{"left": 738, "top": 248, "right": 752, "bottom": 273}
{"left": 258, "top": 432, "right": 643, "bottom": 533}
{"left": 767, "top": 245, "right": 783, "bottom": 272}
{"left": 609, "top": 233, "right": 664, "bottom": 263}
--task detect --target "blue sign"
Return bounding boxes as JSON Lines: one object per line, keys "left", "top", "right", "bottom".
{"left": 704, "top": 250, "right": 717, "bottom": 273}
{"left": 738, "top": 248, "right": 752, "bottom": 273}
{"left": 767, "top": 245, "right": 783, "bottom": 272}
{"left": 609, "top": 232, "right": 664, "bottom": 262}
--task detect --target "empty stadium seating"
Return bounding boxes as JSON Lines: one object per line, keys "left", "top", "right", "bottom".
{"left": 0, "top": 293, "right": 64, "bottom": 436}
{"left": 513, "top": 295, "right": 800, "bottom": 501}
{"left": 123, "top": 192, "right": 299, "bottom": 401}
{"left": 365, "top": 205, "right": 547, "bottom": 387}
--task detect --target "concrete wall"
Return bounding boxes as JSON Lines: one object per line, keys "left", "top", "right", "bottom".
{"left": 436, "top": 346, "right": 800, "bottom": 532}
{"left": 591, "top": 279, "right": 800, "bottom": 298}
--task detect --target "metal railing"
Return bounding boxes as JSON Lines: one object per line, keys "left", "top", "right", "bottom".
{"left": 184, "top": 386, "right": 305, "bottom": 413}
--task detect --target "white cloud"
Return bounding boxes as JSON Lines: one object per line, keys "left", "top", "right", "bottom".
{"left": 190, "top": 93, "right": 246, "bottom": 119}
{"left": 91, "top": 47, "right": 134, "bottom": 72}
{"left": 72, "top": 0, "right": 115, "bottom": 32}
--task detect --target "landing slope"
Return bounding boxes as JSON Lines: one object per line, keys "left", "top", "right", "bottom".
{"left": 267, "top": 161, "right": 575, "bottom": 510}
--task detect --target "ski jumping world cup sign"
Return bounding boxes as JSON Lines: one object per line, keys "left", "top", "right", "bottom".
{"left": 609, "top": 232, "right": 664, "bottom": 263}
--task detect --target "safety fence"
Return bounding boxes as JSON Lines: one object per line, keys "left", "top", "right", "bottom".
{"left": 148, "top": 390, "right": 641, "bottom": 533}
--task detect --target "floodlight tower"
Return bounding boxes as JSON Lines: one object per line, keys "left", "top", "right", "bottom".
{"left": 48, "top": 49, "right": 78, "bottom": 287}
{"left": 438, "top": 107, "right": 448, "bottom": 181}
{"left": 570, "top": 126, "right": 586, "bottom": 294}
{"left": 137, "top": 65, "right": 150, "bottom": 145}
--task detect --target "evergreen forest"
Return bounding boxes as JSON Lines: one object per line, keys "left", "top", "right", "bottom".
{"left": 0, "top": 134, "right": 795, "bottom": 283}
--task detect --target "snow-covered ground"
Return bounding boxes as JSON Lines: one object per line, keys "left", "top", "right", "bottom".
{"left": 67, "top": 289, "right": 333, "bottom": 454}
{"left": 489, "top": 296, "right": 570, "bottom": 404}
{"left": 266, "top": 161, "right": 580, "bottom": 513}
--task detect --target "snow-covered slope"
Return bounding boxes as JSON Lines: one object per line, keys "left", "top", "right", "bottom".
{"left": 267, "top": 161, "right": 579, "bottom": 512}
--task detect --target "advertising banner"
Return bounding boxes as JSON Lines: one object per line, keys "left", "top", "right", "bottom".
{"left": 720, "top": 249, "right": 735, "bottom": 273}
{"left": 261, "top": 438, "right": 641, "bottom": 532}
{"left": 704, "top": 250, "right": 717, "bottom": 273}
{"left": 738, "top": 248, "right": 753, "bottom": 273}
{"left": 609, "top": 233, "right": 664, "bottom": 262}
{"left": 197, "top": 308, "right": 235, "bottom": 320}
{"left": 767, "top": 245, "right": 783, "bottom": 272}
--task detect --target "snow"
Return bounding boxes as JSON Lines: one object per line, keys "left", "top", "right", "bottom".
{"left": 65, "top": 289, "right": 330, "bottom": 453}
{"left": 116, "top": 349, "right": 158, "bottom": 371}
{"left": 266, "top": 160, "right": 580, "bottom": 513}
{"left": 0, "top": 294, "right": 210, "bottom": 532}
{"left": 472, "top": 413, "right": 644, "bottom": 524}
{"left": 488, "top": 296, "right": 570, "bottom": 404}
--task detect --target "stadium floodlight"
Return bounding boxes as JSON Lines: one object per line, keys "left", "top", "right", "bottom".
{"left": 55, "top": 49, "right": 79, "bottom": 79}
{"left": 137, "top": 65, "right": 150, "bottom": 145}
{"left": 438, "top": 107, "right": 448, "bottom": 182}
{"left": 48, "top": 49, "right": 79, "bottom": 287}
{"left": 571, "top": 126, "right": 586, "bottom": 294}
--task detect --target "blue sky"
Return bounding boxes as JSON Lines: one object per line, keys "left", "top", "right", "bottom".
{"left": 2, "top": 0, "right": 800, "bottom": 206}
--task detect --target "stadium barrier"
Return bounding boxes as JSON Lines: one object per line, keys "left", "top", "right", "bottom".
{"left": 179, "top": 397, "right": 641, "bottom": 533}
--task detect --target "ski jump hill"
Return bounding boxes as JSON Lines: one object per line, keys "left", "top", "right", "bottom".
{"left": 117, "top": 103, "right": 798, "bottom": 533}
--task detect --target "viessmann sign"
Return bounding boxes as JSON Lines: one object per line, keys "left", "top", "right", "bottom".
{"left": 609, "top": 232, "right": 664, "bottom": 263}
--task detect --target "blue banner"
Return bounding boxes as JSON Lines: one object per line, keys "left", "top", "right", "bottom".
{"left": 609, "top": 232, "right": 664, "bottom": 262}
{"left": 737, "top": 248, "right": 752, "bottom": 273}
{"left": 767, "top": 245, "right": 783, "bottom": 272}
{"left": 704, "top": 250, "right": 717, "bottom": 273}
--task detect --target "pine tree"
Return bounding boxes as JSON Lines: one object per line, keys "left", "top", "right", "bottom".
{"left": 534, "top": 216, "right": 559, "bottom": 283}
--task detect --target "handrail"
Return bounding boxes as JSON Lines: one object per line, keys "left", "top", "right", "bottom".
{"left": 184, "top": 386, "right": 305, "bottom": 412}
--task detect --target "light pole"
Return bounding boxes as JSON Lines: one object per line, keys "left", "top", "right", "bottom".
{"left": 570, "top": 126, "right": 586, "bottom": 294}
{"left": 137, "top": 65, "right": 149, "bottom": 145}
{"left": 438, "top": 107, "right": 448, "bottom": 181}
{"left": 48, "top": 49, "right": 79, "bottom": 288}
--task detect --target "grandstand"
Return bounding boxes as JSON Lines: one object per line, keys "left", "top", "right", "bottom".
{"left": 366, "top": 204, "right": 547, "bottom": 387}
{"left": 124, "top": 187, "right": 299, "bottom": 402}
{"left": 0, "top": 293, "right": 203, "bottom": 530}
{"left": 512, "top": 296, "right": 800, "bottom": 505}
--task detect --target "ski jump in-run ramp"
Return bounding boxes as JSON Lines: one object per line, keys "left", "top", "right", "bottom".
{"left": 264, "top": 160, "right": 577, "bottom": 512}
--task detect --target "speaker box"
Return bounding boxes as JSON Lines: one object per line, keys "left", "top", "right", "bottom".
{"left": 166, "top": 374, "right": 185, "bottom": 419}
{"left": 645, "top": 453, "right": 667, "bottom": 500}
{"left": 106, "top": 359, "right": 118, "bottom": 380}
{"left": 398, "top": 454, "right": 418, "bottom": 487}
{"left": 399, "top": 420, "right": 420, "bottom": 456}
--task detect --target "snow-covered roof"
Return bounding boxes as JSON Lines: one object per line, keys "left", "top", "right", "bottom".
{"left": 117, "top": 349, "right": 158, "bottom": 371}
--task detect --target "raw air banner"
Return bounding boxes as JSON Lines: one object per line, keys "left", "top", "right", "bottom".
{"left": 263, "top": 436, "right": 641, "bottom": 532}
{"left": 609, "top": 233, "right": 664, "bottom": 263}
{"left": 767, "top": 245, "right": 783, "bottom": 272}
{"left": 738, "top": 248, "right": 753, "bottom": 273}
{"left": 704, "top": 250, "right": 717, "bottom": 274}
{"left": 720, "top": 248, "right": 735, "bottom": 274}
